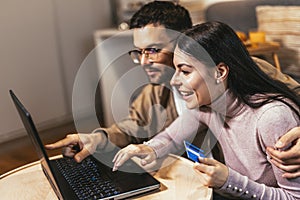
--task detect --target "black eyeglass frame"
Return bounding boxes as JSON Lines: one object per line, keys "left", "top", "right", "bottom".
{"left": 128, "top": 37, "right": 178, "bottom": 64}
{"left": 128, "top": 48, "right": 164, "bottom": 64}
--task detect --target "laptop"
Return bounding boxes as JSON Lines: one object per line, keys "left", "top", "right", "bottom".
{"left": 9, "top": 90, "right": 160, "bottom": 200}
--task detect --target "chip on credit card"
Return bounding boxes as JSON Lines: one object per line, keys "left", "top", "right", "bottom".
{"left": 184, "top": 140, "right": 206, "bottom": 162}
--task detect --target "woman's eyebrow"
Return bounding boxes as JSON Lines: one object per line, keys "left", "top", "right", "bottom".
{"left": 176, "top": 63, "right": 192, "bottom": 68}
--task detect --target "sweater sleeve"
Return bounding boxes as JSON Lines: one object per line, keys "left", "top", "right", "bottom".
{"left": 216, "top": 104, "right": 300, "bottom": 199}
{"left": 146, "top": 109, "right": 205, "bottom": 158}
{"left": 216, "top": 167, "right": 300, "bottom": 199}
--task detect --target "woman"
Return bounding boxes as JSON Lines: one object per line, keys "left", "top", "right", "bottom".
{"left": 113, "top": 21, "right": 300, "bottom": 199}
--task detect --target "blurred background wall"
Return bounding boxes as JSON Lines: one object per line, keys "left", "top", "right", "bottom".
{"left": 0, "top": 0, "right": 112, "bottom": 143}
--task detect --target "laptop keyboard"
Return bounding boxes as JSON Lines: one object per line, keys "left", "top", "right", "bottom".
{"left": 55, "top": 157, "right": 120, "bottom": 200}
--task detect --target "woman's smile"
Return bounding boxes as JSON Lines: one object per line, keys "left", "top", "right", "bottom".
{"left": 178, "top": 89, "right": 194, "bottom": 100}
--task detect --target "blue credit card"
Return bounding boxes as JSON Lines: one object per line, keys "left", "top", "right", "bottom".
{"left": 184, "top": 140, "right": 205, "bottom": 162}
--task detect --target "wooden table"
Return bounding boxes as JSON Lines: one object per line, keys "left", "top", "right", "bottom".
{"left": 247, "top": 41, "right": 281, "bottom": 71}
{"left": 0, "top": 154, "right": 212, "bottom": 200}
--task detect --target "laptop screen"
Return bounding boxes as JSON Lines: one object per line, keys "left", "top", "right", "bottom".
{"left": 10, "top": 90, "right": 64, "bottom": 199}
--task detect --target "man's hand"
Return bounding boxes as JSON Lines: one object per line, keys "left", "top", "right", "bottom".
{"left": 266, "top": 127, "right": 300, "bottom": 178}
{"left": 193, "top": 157, "right": 229, "bottom": 188}
{"left": 112, "top": 144, "right": 156, "bottom": 171}
{"left": 45, "top": 133, "right": 106, "bottom": 163}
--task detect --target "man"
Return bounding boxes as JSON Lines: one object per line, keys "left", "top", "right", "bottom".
{"left": 46, "top": 1, "right": 300, "bottom": 178}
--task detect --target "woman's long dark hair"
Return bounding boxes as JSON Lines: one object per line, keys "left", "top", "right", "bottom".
{"left": 177, "top": 21, "right": 300, "bottom": 117}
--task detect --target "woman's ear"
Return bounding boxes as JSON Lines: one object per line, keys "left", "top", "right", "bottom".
{"left": 215, "top": 62, "right": 229, "bottom": 84}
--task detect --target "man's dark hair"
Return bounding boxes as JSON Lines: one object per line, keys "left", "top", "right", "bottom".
{"left": 130, "top": 1, "right": 192, "bottom": 32}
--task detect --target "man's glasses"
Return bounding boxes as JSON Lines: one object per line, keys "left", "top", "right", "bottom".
{"left": 128, "top": 37, "right": 177, "bottom": 64}
{"left": 128, "top": 48, "right": 167, "bottom": 64}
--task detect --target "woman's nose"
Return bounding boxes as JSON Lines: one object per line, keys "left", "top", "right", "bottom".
{"left": 170, "top": 72, "right": 181, "bottom": 86}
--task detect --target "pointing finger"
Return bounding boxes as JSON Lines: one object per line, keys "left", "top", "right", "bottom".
{"left": 45, "top": 134, "right": 79, "bottom": 149}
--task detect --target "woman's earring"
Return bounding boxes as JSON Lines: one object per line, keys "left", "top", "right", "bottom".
{"left": 216, "top": 70, "right": 222, "bottom": 84}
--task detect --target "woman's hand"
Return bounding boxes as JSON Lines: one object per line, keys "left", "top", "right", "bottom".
{"left": 112, "top": 144, "right": 156, "bottom": 171}
{"left": 193, "top": 157, "right": 229, "bottom": 188}
{"left": 45, "top": 132, "right": 106, "bottom": 162}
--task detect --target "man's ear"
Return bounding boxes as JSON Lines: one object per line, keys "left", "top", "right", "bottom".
{"left": 215, "top": 62, "right": 229, "bottom": 84}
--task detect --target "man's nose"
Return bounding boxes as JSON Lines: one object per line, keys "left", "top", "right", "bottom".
{"left": 140, "top": 54, "right": 152, "bottom": 65}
